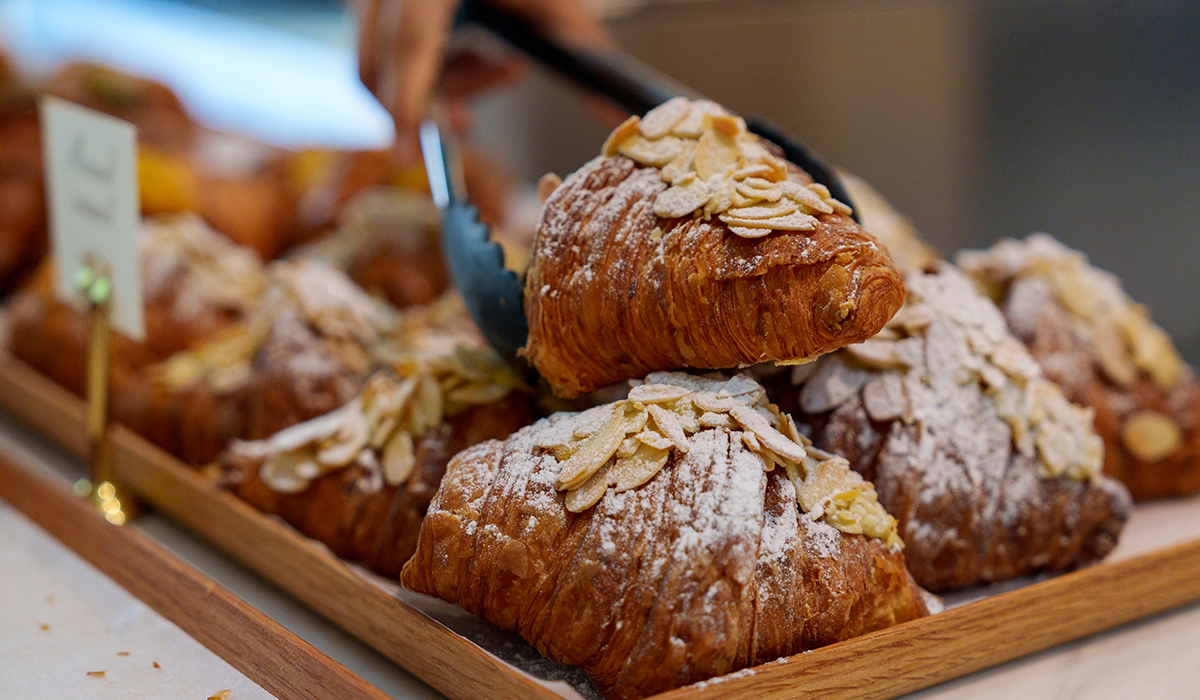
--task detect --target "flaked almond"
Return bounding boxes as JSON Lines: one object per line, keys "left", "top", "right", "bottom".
{"left": 778, "top": 180, "right": 834, "bottom": 214}
{"left": 672, "top": 99, "right": 729, "bottom": 138}
{"left": 728, "top": 404, "right": 807, "bottom": 462}
{"left": 698, "top": 411, "right": 733, "bottom": 428}
{"left": 316, "top": 410, "right": 370, "bottom": 468}
{"left": 616, "top": 436, "right": 640, "bottom": 459}
{"left": 260, "top": 450, "right": 321, "bottom": 494}
{"left": 654, "top": 182, "right": 711, "bottom": 218}
{"left": 862, "top": 373, "right": 907, "bottom": 422}
{"left": 647, "top": 404, "right": 690, "bottom": 452}
{"left": 537, "top": 173, "right": 563, "bottom": 202}
{"left": 382, "top": 430, "right": 416, "bottom": 485}
{"left": 633, "top": 430, "right": 673, "bottom": 451}
{"left": 844, "top": 339, "right": 908, "bottom": 371}
{"left": 611, "top": 442, "right": 672, "bottom": 492}
{"left": 695, "top": 128, "right": 740, "bottom": 180}
{"left": 728, "top": 224, "right": 774, "bottom": 238}
{"left": 557, "top": 404, "right": 644, "bottom": 490}
{"left": 628, "top": 383, "right": 691, "bottom": 403}
{"left": 602, "top": 116, "right": 641, "bottom": 156}
{"left": 619, "top": 134, "right": 686, "bottom": 167}
{"left": 721, "top": 200, "right": 798, "bottom": 221}
{"left": 1122, "top": 410, "right": 1184, "bottom": 462}
{"left": 566, "top": 462, "right": 611, "bottom": 512}
{"left": 723, "top": 210, "right": 818, "bottom": 231}
{"left": 639, "top": 96, "right": 692, "bottom": 139}
{"left": 733, "top": 163, "right": 774, "bottom": 180}
{"left": 691, "top": 391, "right": 738, "bottom": 413}
{"left": 707, "top": 113, "right": 744, "bottom": 137}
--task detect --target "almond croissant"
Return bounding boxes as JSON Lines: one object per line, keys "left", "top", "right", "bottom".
{"left": 774, "top": 265, "right": 1132, "bottom": 591}
{"left": 958, "top": 234, "right": 1200, "bottom": 500}
{"left": 524, "top": 98, "right": 904, "bottom": 398}
{"left": 401, "top": 372, "right": 930, "bottom": 699}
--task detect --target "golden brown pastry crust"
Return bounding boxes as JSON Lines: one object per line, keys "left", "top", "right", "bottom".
{"left": 401, "top": 410, "right": 929, "bottom": 700}
{"left": 524, "top": 155, "right": 904, "bottom": 398}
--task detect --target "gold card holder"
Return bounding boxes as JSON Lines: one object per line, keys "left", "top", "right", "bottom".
{"left": 71, "top": 258, "right": 137, "bottom": 524}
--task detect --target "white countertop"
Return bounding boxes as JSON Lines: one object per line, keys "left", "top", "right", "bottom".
{"left": 1, "top": 413, "right": 1198, "bottom": 700}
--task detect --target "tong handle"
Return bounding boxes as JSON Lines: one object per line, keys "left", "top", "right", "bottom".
{"left": 458, "top": 0, "right": 699, "bottom": 115}
{"left": 457, "top": 0, "right": 858, "bottom": 219}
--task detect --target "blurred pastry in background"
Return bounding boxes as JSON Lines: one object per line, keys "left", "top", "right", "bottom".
{"left": 295, "top": 188, "right": 450, "bottom": 310}
{"left": 0, "top": 52, "right": 46, "bottom": 294}
{"left": 837, "top": 169, "right": 939, "bottom": 273}
{"left": 524, "top": 98, "right": 904, "bottom": 398}
{"left": 773, "top": 264, "right": 1132, "bottom": 591}
{"left": 6, "top": 214, "right": 265, "bottom": 394}
{"left": 219, "top": 340, "right": 529, "bottom": 576}
{"left": 959, "top": 234, "right": 1200, "bottom": 500}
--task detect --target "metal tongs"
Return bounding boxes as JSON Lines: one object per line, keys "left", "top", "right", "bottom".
{"left": 421, "top": 0, "right": 857, "bottom": 375}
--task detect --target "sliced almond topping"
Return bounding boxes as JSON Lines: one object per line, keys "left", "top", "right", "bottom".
{"left": 722, "top": 210, "right": 818, "bottom": 231}
{"left": 728, "top": 404, "right": 807, "bottom": 463}
{"left": 695, "top": 129, "right": 740, "bottom": 180}
{"left": 691, "top": 391, "right": 738, "bottom": 413}
{"left": 616, "top": 436, "right": 640, "bottom": 459}
{"left": 733, "top": 163, "right": 774, "bottom": 180}
{"left": 628, "top": 383, "right": 691, "bottom": 403}
{"left": 260, "top": 450, "right": 320, "bottom": 494}
{"left": 647, "top": 404, "right": 690, "bottom": 452}
{"left": 1122, "top": 410, "right": 1184, "bottom": 462}
{"left": 382, "top": 430, "right": 416, "bottom": 485}
{"left": 728, "top": 224, "right": 774, "bottom": 238}
{"left": 537, "top": 173, "right": 563, "bottom": 203}
{"left": 315, "top": 411, "right": 370, "bottom": 468}
{"left": 672, "top": 99, "right": 729, "bottom": 138}
{"left": 611, "top": 442, "right": 672, "bottom": 492}
{"left": 778, "top": 180, "right": 834, "bottom": 214}
{"left": 639, "top": 96, "right": 692, "bottom": 139}
{"left": 843, "top": 339, "right": 908, "bottom": 371}
{"left": 619, "top": 134, "right": 686, "bottom": 167}
{"left": 698, "top": 411, "right": 733, "bottom": 428}
{"left": 565, "top": 463, "right": 613, "bottom": 513}
{"left": 721, "top": 200, "right": 798, "bottom": 221}
{"left": 602, "top": 115, "right": 641, "bottom": 156}
{"left": 708, "top": 113, "right": 743, "bottom": 137}
{"left": 654, "top": 182, "right": 711, "bottom": 218}
{"left": 862, "top": 373, "right": 907, "bottom": 422}
{"left": 633, "top": 430, "right": 673, "bottom": 451}
{"left": 556, "top": 404, "right": 633, "bottom": 490}
{"left": 661, "top": 141, "right": 698, "bottom": 184}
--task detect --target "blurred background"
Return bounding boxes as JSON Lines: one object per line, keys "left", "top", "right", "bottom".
{"left": 2, "top": 0, "right": 1197, "bottom": 357}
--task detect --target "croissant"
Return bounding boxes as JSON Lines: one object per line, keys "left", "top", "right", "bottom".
{"left": 401, "top": 372, "right": 930, "bottom": 700}
{"left": 774, "top": 264, "right": 1132, "bottom": 591}
{"left": 152, "top": 258, "right": 435, "bottom": 464}
{"left": 524, "top": 98, "right": 904, "bottom": 398}
{"left": 221, "top": 352, "right": 529, "bottom": 576}
{"left": 6, "top": 216, "right": 265, "bottom": 459}
{"left": 958, "top": 234, "right": 1200, "bottom": 500}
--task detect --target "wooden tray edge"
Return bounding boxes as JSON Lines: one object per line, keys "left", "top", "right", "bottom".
{"left": 3, "top": 355, "right": 1200, "bottom": 700}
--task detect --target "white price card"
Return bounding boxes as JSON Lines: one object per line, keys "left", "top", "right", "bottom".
{"left": 40, "top": 96, "right": 145, "bottom": 340}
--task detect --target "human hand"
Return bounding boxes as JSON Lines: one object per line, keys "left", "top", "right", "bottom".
{"left": 354, "top": 0, "right": 612, "bottom": 163}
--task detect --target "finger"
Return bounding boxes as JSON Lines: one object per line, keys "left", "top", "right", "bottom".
{"left": 381, "top": 0, "right": 461, "bottom": 133}
{"left": 352, "top": 0, "right": 382, "bottom": 93}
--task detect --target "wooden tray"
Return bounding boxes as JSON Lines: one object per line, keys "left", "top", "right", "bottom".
{"left": 3, "top": 353, "right": 1200, "bottom": 700}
